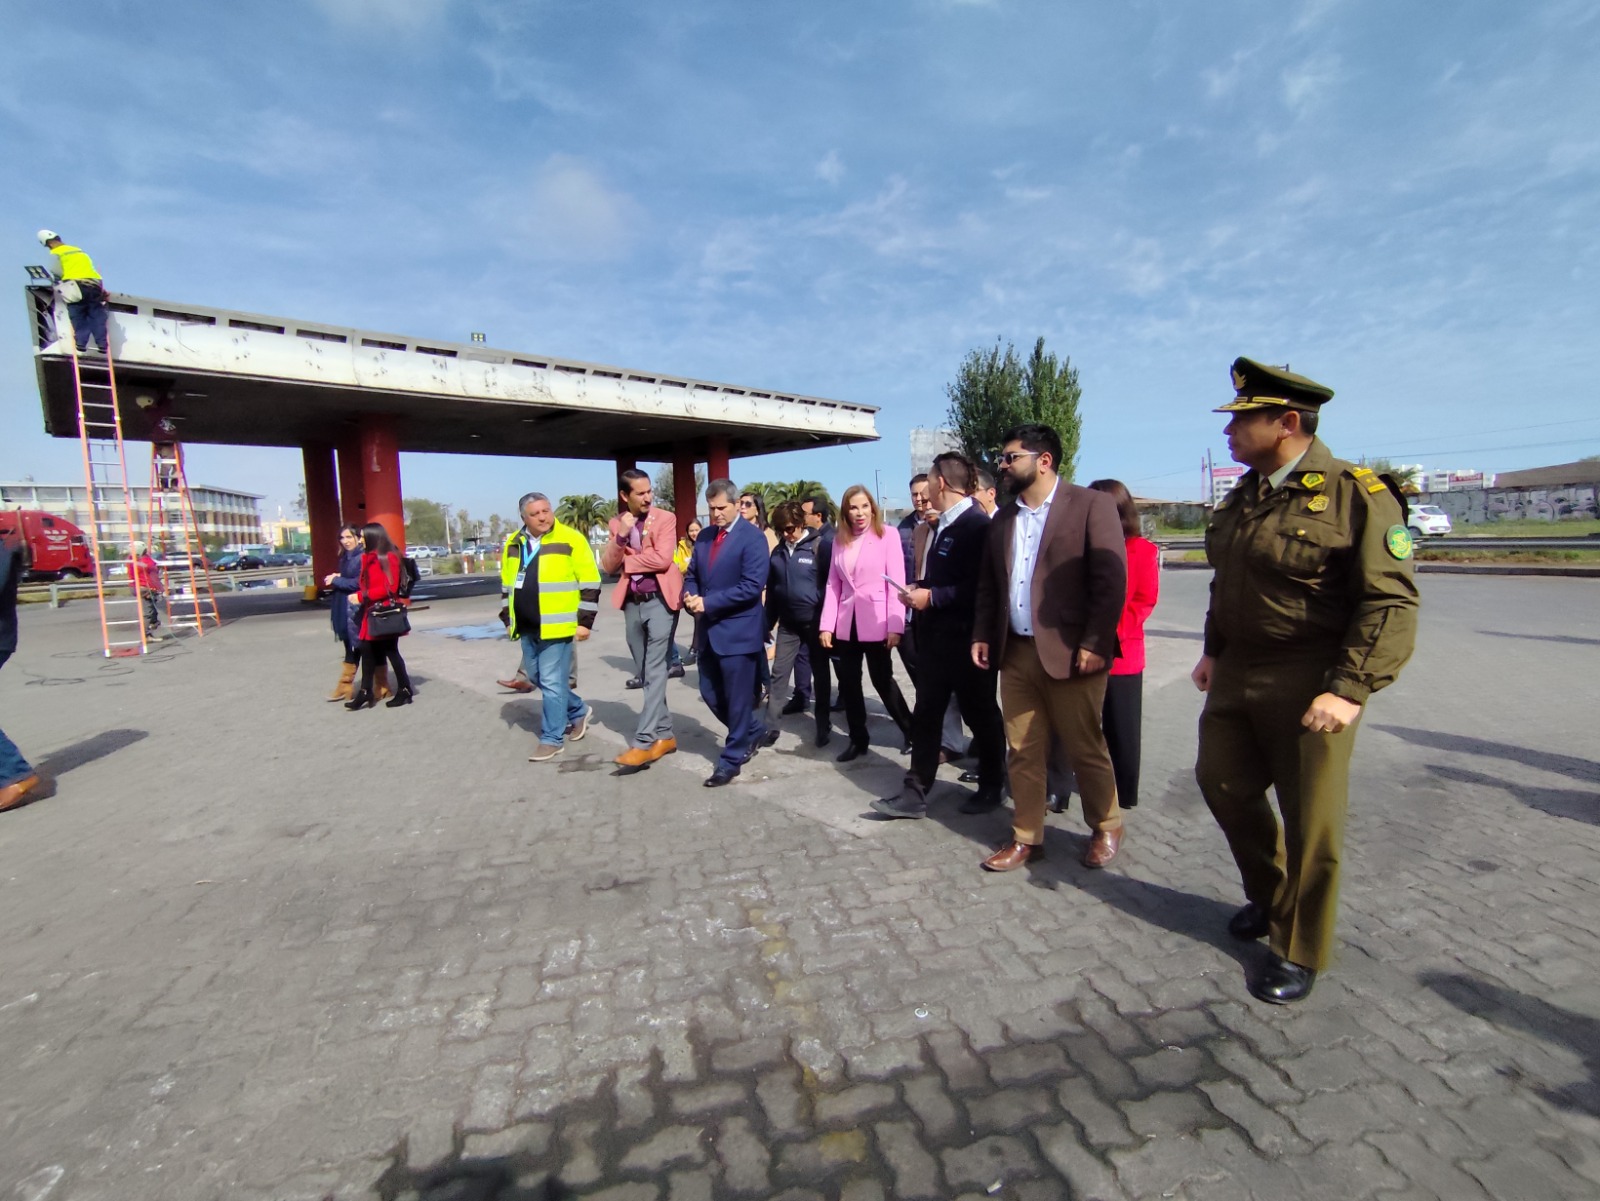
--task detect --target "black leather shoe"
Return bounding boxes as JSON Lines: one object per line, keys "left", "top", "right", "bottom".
{"left": 836, "top": 742, "right": 869, "bottom": 763}
{"left": 814, "top": 731, "right": 831, "bottom": 748}
{"left": 625, "top": 677, "right": 644, "bottom": 690}
{"left": 780, "top": 694, "right": 808, "bottom": 716}
{"left": 959, "top": 770, "right": 980, "bottom": 784}
{"left": 1250, "top": 955, "right": 1317, "bottom": 1005}
{"left": 1228, "top": 902, "right": 1270, "bottom": 941}
{"left": 384, "top": 687, "right": 414, "bottom": 708}
{"left": 959, "top": 785, "right": 1005, "bottom": 815}
{"left": 1048, "top": 793, "right": 1069, "bottom": 814}
{"left": 870, "top": 795, "right": 927, "bottom": 820}
{"left": 667, "top": 663, "right": 685, "bottom": 679}
{"left": 344, "top": 690, "right": 375, "bottom": 711}
{"left": 759, "top": 728, "right": 781, "bottom": 749}
{"left": 705, "top": 766, "right": 739, "bottom": 788}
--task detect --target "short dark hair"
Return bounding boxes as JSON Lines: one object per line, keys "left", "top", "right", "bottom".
{"left": 705, "top": 478, "right": 738, "bottom": 503}
{"left": 909, "top": 473, "right": 929, "bottom": 489}
{"left": 1088, "top": 478, "right": 1141, "bottom": 538}
{"left": 801, "top": 495, "right": 834, "bottom": 523}
{"left": 1297, "top": 410, "right": 1319, "bottom": 437}
{"left": 618, "top": 468, "right": 650, "bottom": 497}
{"left": 931, "top": 452, "right": 977, "bottom": 496}
{"left": 771, "top": 500, "right": 805, "bottom": 533}
{"left": 1002, "top": 423, "right": 1063, "bottom": 471}
{"left": 976, "top": 469, "right": 995, "bottom": 492}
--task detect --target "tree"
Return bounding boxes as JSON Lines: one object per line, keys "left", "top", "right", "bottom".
{"left": 403, "top": 497, "right": 448, "bottom": 545}
{"left": 786, "top": 480, "right": 833, "bottom": 507}
{"left": 1362, "top": 459, "right": 1423, "bottom": 494}
{"left": 292, "top": 482, "right": 307, "bottom": 519}
{"left": 650, "top": 464, "right": 705, "bottom": 513}
{"left": 487, "top": 513, "right": 508, "bottom": 544}
{"left": 945, "top": 336, "right": 1083, "bottom": 480}
{"left": 557, "top": 494, "right": 609, "bottom": 539}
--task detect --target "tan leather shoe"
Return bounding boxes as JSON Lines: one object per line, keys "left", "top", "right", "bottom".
{"left": 647, "top": 738, "right": 678, "bottom": 761}
{"left": 1083, "top": 828, "right": 1123, "bottom": 869}
{"left": 0, "top": 774, "right": 42, "bottom": 813}
{"left": 615, "top": 747, "right": 654, "bottom": 768}
{"left": 497, "top": 676, "right": 534, "bottom": 693}
{"left": 981, "top": 840, "right": 1043, "bottom": 872}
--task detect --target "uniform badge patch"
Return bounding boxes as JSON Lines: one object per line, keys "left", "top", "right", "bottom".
{"left": 1301, "top": 472, "right": 1325, "bottom": 489}
{"left": 1385, "top": 524, "right": 1414, "bottom": 560}
{"left": 1307, "top": 495, "right": 1329, "bottom": 512}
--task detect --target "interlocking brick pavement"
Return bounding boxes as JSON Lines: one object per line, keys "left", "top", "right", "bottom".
{"left": 0, "top": 572, "right": 1597, "bottom": 1199}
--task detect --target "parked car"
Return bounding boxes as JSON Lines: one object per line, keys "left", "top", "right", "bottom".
{"left": 1409, "top": 504, "right": 1452, "bottom": 537}
{"left": 411, "top": 545, "right": 436, "bottom": 559}
{"left": 215, "top": 553, "right": 268, "bottom": 571}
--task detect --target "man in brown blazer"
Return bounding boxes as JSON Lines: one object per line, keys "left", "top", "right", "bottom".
{"left": 972, "top": 423, "right": 1128, "bottom": 871}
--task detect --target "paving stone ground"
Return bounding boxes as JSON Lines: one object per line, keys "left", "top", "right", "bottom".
{"left": 1, "top": 571, "right": 1598, "bottom": 1200}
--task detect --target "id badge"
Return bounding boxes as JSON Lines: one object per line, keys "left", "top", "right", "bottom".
{"left": 513, "top": 569, "right": 527, "bottom": 590}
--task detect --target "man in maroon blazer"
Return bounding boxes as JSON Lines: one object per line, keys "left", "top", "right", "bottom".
{"left": 972, "top": 423, "right": 1128, "bottom": 871}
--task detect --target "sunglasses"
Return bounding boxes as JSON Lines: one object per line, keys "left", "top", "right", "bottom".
{"left": 996, "top": 450, "right": 1040, "bottom": 466}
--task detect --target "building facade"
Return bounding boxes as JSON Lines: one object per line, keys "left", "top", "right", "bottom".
{"left": 0, "top": 480, "right": 265, "bottom": 549}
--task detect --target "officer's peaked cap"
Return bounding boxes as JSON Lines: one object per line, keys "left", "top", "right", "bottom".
{"left": 1215, "top": 357, "right": 1334, "bottom": 413}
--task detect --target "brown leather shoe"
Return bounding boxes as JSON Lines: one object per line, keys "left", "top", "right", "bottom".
{"left": 615, "top": 747, "right": 654, "bottom": 768}
{"left": 1083, "top": 828, "right": 1123, "bottom": 869}
{"left": 0, "top": 774, "right": 42, "bottom": 813}
{"left": 497, "top": 676, "right": 534, "bottom": 693}
{"left": 647, "top": 738, "right": 678, "bottom": 761}
{"left": 981, "top": 840, "right": 1043, "bottom": 872}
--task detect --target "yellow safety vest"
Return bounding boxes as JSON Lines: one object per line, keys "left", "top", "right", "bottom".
{"left": 500, "top": 521, "right": 601, "bottom": 641}
{"left": 51, "top": 244, "right": 101, "bottom": 282}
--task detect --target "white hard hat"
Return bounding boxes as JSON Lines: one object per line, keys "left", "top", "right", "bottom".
{"left": 36, "top": 229, "right": 58, "bottom": 245}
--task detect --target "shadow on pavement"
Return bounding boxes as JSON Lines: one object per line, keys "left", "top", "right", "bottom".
{"left": 1374, "top": 724, "right": 1600, "bottom": 785}
{"left": 1477, "top": 629, "right": 1600, "bottom": 648}
{"left": 1425, "top": 762, "right": 1599, "bottom": 826}
{"left": 32, "top": 728, "right": 147, "bottom": 777}
{"left": 1421, "top": 970, "right": 1600, "bottom": 1116}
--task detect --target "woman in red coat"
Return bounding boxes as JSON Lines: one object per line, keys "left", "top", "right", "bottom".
{"left": 347, "top": 523, "right": 414, "bottom": 710}
{"left": 1090, "top": 479, "right": 1159, "bottom": 807}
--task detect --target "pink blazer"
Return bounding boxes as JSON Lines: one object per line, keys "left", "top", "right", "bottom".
{"left": 599, "top": 508, "right": 684, "bottom": 610}
{"left": 820, "top": 526, "right": 907, "bottom": 643}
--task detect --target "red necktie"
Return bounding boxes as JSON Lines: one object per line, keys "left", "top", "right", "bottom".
{"left": 710, "top": 526, "right": 727, "bottom": 566}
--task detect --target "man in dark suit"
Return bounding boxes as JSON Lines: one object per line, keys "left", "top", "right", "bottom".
{"left": 972, "top": 423, "right": 1128, "bottom": 871}
{"left": 873, "top": 452, "right": 1006, "bottom": 820}
{"left": 683, "top": 478, "right": 778, "bottom": 787}
{"left": 1, "top": 530, "right": 45, "bottom": 812}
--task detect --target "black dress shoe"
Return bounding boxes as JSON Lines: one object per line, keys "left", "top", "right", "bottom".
{"left": 384, "top": 687, "right": 414, "bottom": 708}
{"left": 705, "top": 766, "right": 740, "bottom": 788}
{"left": 1228, "top": 902, "right": 1270, "bottom": 941}
{"left": 870, "top": 795, "right": 927, "bottom": 820}
{"left": 1249, "top": 955, "right": 1317, "bottom": 1005}
{"left": 814, "top": 731, "right": 831, "bottom": 748}
{"left": 344, "top": 690, "right": 375, "bottom": 711}
{"left": 836, "top": 742, "right": 869, "bottom": 763}
{"left": 958, "top": 769, "right": 980, "bottom": 784}
{"left": 780, "top": 694, "right": 808, "bottom": 716}
{"left": 959, "top": 785, "right": 1005, "bottom": 815}
{"left": 625, "top": 676, "right": 644, "bottom": 690}
{"left": 1048, "top": 793, "right": 1069, "bottom": 814}
{"left": 668, "top": 663, "right": 685, "bottom": 679}
{"left": 759, "top": 727, "right": 781, "bottom": 748}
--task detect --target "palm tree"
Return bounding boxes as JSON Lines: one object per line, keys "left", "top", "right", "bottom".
{"left": 1363, "top": 459, "right": 1423, "bottom": 495}
{"left": 557, "top": 493, "right": 609, "bottom": 540}
{"left": 786, "top": 480, "right": 832, "bottom": 507}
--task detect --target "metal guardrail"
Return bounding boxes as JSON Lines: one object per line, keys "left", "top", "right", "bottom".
{"left": 1156, "top": 536, "right": 1600, "bottom": 553}
{"left": 19, "top": 565, "right": 315, "bottom": 608}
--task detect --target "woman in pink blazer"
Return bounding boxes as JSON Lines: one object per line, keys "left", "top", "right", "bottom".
{"left": 819, "top": 484, "right": 914, "bottom": 761}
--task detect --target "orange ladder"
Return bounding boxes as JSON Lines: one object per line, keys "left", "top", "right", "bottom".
{"left": 70, "top": 350, "right": 148, "bottom": 657}
{"left": 144, "top": 442, "right": 221, "bottom": 636}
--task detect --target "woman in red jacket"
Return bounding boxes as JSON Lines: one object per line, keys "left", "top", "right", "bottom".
{"left": 1090, "top": 479, "right": 1159, "bottom": 807}
{"left": 346, "top": 523, "right": 414, "bottom": 710}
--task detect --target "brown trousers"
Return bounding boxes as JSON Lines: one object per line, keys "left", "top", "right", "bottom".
{"left": 1000, "top": 638, "right": 1122, "bottom": 845}
{"left": 1195, "top": 654, "right": 1359, "bottom": 971}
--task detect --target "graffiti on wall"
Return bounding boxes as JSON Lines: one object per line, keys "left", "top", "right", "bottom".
{"left": 1422, "top": 485, "right": 1599, "bottom": 524}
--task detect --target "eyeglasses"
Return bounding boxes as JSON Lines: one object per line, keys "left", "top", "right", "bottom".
{"left": 739, "top": 498, "right": 755, "bottom": 507}
{"left": 996, "top": 450, "right": 1040, "bottom": 466}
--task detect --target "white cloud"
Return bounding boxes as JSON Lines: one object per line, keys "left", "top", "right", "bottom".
{"left": 815, "top": 150, "right": 845, "bottom": 186}
{"left": 474, "top": 44, "right": 595, "bottom": 114}
{"left": 482, "top": 155, "right": 643, "bottom": 262}
{"left": 1282, "top": 54, "right": 1344, "bottom": 114}
{"left": 1203, "top": 52, "right": 1247, "bottom": 100}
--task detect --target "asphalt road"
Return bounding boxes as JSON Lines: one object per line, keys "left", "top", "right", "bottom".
{"left": 1, "top": 570, "right": 1597, "bottom": 1200}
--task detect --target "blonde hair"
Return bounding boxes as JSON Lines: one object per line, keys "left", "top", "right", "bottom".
{"left": 836, "top": 484, "right": 884, "bottom": 543}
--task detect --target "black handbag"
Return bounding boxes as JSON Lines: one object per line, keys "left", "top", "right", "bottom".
{"left": 364, "top": 558, "right": 411, "bottom": 637}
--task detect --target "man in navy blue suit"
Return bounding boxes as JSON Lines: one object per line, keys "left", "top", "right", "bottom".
{"left": 683, "top": 478, "right": 778, "bottom": 787}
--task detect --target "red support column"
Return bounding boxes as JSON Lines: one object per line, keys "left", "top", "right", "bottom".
{"left": 336, "top": 434, "right": 365, "bottom": 525}
{"left": 707, "top": 436, "right": 731, "bottom": 487}
{"left": 672, "top": 446, "right": 698, "bottom": 529}
{"left": 357, "top": 415, "right": 405, "bottom": 554}
{"left": 302, "top": 443, "right": 340, "bottom": 586}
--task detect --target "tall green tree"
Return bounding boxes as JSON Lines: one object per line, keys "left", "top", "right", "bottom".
{"left": 556, "top": 493, "right": 609, "bottom": 539}
{"left": 650, "top": 464, "right": 706, "bottom": 513}
{"left": 1361, "top": 459, "right": 1423, "bottom": 494}
{"left": 945, "top": 336, "right": 1083, "bottom": 480}
{"left": 403, "top": 496, "right": 448, "bottom": 545}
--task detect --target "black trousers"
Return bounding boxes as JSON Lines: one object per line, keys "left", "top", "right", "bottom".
{"left": 359, "top": 636, "right": 412, "bottom": 695}
{"left": 1104, "top": 672, "right": 1143, "bottom": 808}
{"left": 835, "top": 633, "right": 912, "bottom": 750}
{"left": 903, "top": 628, "right": 1006, "bottom": 799}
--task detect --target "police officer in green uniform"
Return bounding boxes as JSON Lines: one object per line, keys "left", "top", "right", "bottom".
{"left": 1192, "top": 358, "right": 1419, "bottom": 1004}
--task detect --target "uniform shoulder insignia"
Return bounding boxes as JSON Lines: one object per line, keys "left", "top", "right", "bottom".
{"left": 1366, "top": 480, "right": 1388, "bottom": 493}
{"left": 1300, "top": 471, "right": 1325, "bottom": 489}
{"left": 1350, "top": 466, "right": 1373, "bottom": 477}
{"left": 1385, "top": 524, "right": 1414, "bottom": 560}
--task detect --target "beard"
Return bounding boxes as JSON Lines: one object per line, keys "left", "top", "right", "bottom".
{"left": 1001, "top": 463, "right": 1035, "bottom": 494}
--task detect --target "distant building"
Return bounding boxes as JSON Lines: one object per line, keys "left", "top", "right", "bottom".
{"left": 265, "top": 518, "right": 311, "bottom": 550}
{"left": 0, "top": 480, "right": 265, "bottom": 548}
{"left": 909, "top": 428, "right": 962, "bottom": 482}
{"left": 1210, "top": 465, "right": 1245, "bottom": 505}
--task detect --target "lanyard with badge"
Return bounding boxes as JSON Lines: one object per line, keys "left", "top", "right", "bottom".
{"left": 514, "top": 534, "right": 539, "bottom": 591}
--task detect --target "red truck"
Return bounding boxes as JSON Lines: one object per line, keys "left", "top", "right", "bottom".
{"left": 0, "top": 510, "right": 96, "bottom": 581}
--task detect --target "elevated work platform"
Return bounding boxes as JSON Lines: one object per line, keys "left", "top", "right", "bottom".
{"left": 25, "top": 286, "right": 879, "bottom": 460}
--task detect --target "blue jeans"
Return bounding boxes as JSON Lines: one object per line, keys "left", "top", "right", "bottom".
{"left": 0, "top": 652, "right": 34, "bottom": 787}
{"left": 519, "top": 635, "right": 586, "bottom": 747}
{"left": 66, "top": 282, "right": 109, "bottom": 352}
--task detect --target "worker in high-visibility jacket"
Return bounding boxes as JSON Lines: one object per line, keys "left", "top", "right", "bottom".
{"left": 500, "top": 492, "right": 602, "bottom": 762}
{"left": 37, "top": 230, "right": 109, "bottom": 355}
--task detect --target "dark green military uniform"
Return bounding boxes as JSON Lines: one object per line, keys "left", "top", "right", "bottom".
{"left": 1198, "top": 364, "right": 1418, "bottom": 973}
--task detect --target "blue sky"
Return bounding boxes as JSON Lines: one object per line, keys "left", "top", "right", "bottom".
{"left": 3, "top": 0, "right": 1597, "bottom": 523}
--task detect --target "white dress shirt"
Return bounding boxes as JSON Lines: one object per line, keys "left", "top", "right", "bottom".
{"left": 1009, "top": 479, "right": 1058, "bottom": 636}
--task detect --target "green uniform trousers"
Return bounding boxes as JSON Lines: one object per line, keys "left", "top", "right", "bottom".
{"left": 1196, "top": 653, "right": 1359, "bottom": 972}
